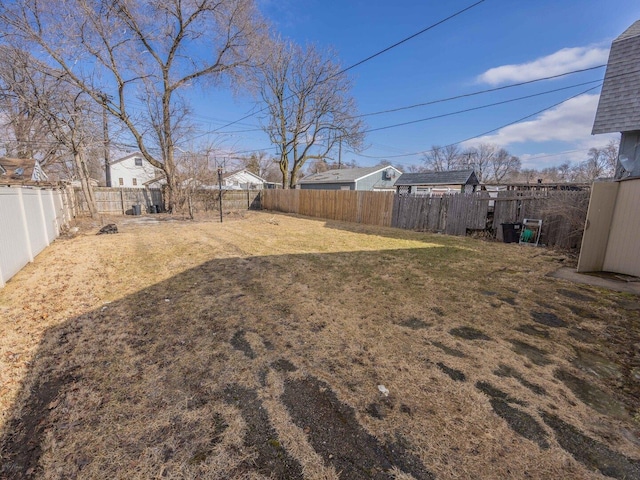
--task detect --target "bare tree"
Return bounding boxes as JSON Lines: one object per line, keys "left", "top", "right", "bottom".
{"left": 578, "top": 142, "right": 618, "bottom": 182}
{"left": 236, "top": 150, "right": 279, "bottom": 179}
{"left": 459, "top": 144, "right": 493, "bottom": 183}
{"left": 0, "top": 47, "right": 100, "bottom": 214}
{"left": 253, "top": 39, "right": 364, "bottom": 188}
{"left": 173, "top": 150, "right": 217, "bottom": 219}
{"left": 457, "top": 143, "right": 521, "bottom": 183}
{"left": 1, "top": 0, "right": 267, "bottom": 212}
{"left": 0, "top": 46, "right": 61, "bottom": 165}
{"left": 487, "top": 148, "right": 521, "bottom": 183}
{"left": 422, "top": 144, "right": 461, "bottom": 172}
{"left": 603, "top": 138, "right": 620, "bottom": 176}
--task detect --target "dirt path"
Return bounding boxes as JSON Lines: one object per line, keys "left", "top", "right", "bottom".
{"left": 1, "top": 212, "right": 638, "bottom": 479}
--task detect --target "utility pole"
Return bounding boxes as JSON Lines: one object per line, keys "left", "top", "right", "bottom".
{"left": 217, "top": 166, "right": 223, "bottom": 223}
{"left": 99, "top": 93, "right": 112, "bottom": 187}
{"left": 338, "top": 138, "right": 342, "bottom": 170}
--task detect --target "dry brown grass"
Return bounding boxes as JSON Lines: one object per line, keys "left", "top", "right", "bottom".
{"left": 0, "top": 211, "right": 638, "bottom": 480}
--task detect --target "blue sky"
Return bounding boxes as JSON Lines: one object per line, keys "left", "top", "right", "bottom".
{"left": 190, "top": 0, "right": 640, "bottom": 170}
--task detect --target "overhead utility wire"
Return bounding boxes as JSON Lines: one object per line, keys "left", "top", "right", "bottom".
{"left": 362, "top": 80, "right": 602, "bottom": 133}
{"left": 357, "top": 84, "right": 602, "bottom": 160}
{"left": 446, "top": 84, "right": 602, "bottom": 148}
{"left": 340, "top": 0, "right": 486, "bottom": 74}
{"left": 192, "top": 67, "right": 608, "bottom": 137}
{"left": 209, "top": 0, "right": 486, "bottom": 133}
{"left": 357, "top": 65, "right": 606, "bottom": 118}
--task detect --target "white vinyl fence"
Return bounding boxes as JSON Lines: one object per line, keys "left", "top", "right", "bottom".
{"left": 0, "top": 185, "right": 73, "bottom": 288}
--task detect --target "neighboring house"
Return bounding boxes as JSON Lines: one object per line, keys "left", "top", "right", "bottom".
{"left": 395, "top": 169, "right": 479, "bottom": 195}
{"left": 578, "top": 19, "right": 640, "bottom": 277}
{"left": 0, "top": 157, "right": 48, "bottom": 183}
{"left": 298, "top": 166, "right": 401, "bottom": 191}
{"left": 222, "top": 169, "right": 266, "bottom": 190}
{"left": 110, "top": 152, "right": 162, "bottom": 188}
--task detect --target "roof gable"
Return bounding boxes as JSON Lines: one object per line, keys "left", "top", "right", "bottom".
{"left": 223, "top": 169, "right": 266, "bottom": 183}
{"left": 0, "top": 157, "right": 48, "bottom": 182}
{"left": 111, "top": 152, "right": 156, "bottom": 166}
{"left": 592, "top": 20, "right": 640, "bottom": 134}
{"left": 395, "top": 169, "right": 478, "bottom": 186}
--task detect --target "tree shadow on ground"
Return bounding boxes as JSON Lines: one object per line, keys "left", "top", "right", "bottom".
{"left": 0, "top": 249, "right": 443, "bottom": 479}
{"left": 1, "top": 246, "right": 638, "bottom": 479}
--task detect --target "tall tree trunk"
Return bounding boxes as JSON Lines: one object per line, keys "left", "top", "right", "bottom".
{"left": 290, "top": 161, "right": 303, "bottom": 189}
{"left": 279, "top": 158, "right": 289, "bottom": 189}
{"left": 74, "top": 149, "right": 98, "bottom": 217}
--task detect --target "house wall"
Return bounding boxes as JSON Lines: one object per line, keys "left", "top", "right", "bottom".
{"left": 0, "top": 185, "right": 72, "bottom": 288}
{"left": 578, "top": 178, "right": 640, "bottom": 277}
{"left": 577, "top": 182, "right": 619, "bottom": 273}
{"left": 299, "top": 182, "right": 354, "bottom": 190}
{"left": 223, "top": 171, "right": 264, "bottom": 189}
{"left": 398, "top": 184, "right": 464, "bottom": 195}
{"left": 110, "top": 155, "right": 159, "bottom": 188}
{"left": 355, "top": 170, "right": 398, "bottom": 191}
{"left": 602, "top": 178, "right": 640, "bottom": 276}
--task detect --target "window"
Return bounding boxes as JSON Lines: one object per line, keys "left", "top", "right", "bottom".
{"left": 134, "top": 157, "right": 143, "bottom": 166}
{"left": 132, "top": 178, "right": 138, "bottom": 186}
{"left": 118, "top": 178, "right": 124, "bottom": 186}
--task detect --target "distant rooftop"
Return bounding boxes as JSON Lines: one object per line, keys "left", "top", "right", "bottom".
{"left": 0, "top": 157, "right": 48, "bottom": 182}
{"left": 592, "top": 20, "right": 640, "bottom": 134}
{"left": 395, "top": 169, "right": 478, "bottom": 186}
{"left": 300, "top": 166, "right": 397, "bottom": 184}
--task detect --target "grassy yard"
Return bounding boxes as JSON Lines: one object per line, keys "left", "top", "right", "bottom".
{"left": 0, "top": 211, "right": 638, "bottom": 479}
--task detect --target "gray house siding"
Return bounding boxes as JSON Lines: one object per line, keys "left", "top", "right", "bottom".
{"left": 299, "top": 166, "right": 401, "bottom": 191}
{"left": 355, "top": 170, "right": 398, "bottom": 190}
{"left": 299, "top": 182, "right": 355, "bottom": 190}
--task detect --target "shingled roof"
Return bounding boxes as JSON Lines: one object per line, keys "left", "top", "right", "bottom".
{"left": 0, "top": 157, "right": 48, "bottom": 182}
{"left": 395, "top": 169, "right": 478, "bottom": 186}
{"left": 299, "top": 166, "right": 395, "bottom": 184}
{"left": 592, "top": 20, "right": 640, "bottom": 134}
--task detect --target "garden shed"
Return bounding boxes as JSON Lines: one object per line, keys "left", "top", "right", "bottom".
{"left": 395, "top": 169, "right": 479, "bottom": 195}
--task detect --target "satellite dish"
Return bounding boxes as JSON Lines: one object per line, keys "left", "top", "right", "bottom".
{"left": 619, "top": 155, "right": 634, "bottom": 171}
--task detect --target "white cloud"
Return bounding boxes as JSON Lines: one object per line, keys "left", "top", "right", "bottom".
{"left": 462, "top": 93, "right": 619, "bottom": 169}
{"left": 464, "top": 94, "right": 601, "bottom": 146}
{"left": 477, "top": 46, "right": 609, "bottom": 85}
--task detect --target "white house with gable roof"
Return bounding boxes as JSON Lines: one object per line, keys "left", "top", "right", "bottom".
{"left": 221, "top": 169, "right": 266, "bottom": 189}
{"left": 110, "top": 152, "right": 162, "bottom": 188}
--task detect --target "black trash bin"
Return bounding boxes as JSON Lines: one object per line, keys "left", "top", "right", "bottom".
{"left": 149, "top": 205, "right": 157, "bottom": 214}
{"left": 501, "top": 222, "right": 522, "bottom": 243}
{"left": 132, "top": 204, "right": 141, "bottom": 216}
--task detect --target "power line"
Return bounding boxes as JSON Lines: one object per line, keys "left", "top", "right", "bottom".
{"left": 363, "top": 80, "right": 602, "bottom": 134}
{"left": 356, "top": 85, "right": 602, "bottom": 161}
{"left": 340, "top": 0, "right": 486, "bottom": 75}
{"left": 210, "top": 1, "right": 487, "bottom": 133}
{"left": 448, "top": 84, "right": 601, "bottom": 147}
{"left": 357, "top": 65, "right": 606, "bottom": 118}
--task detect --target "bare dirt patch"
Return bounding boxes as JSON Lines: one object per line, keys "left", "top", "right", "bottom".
{"left": 448, "top": 326, "right": 491, "bottom": 341}
{"left": 1, "top": 211, "right": 639, "bottom": 479}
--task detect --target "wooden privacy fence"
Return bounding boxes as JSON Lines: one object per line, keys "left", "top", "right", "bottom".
{"left": 192, "top": 189, "right": 261, "bottom": 212}
{"left": 392, "top": 191, "right": 590, "bottom": 249}
{"left": 74, "top": 187, "right": 163, "bottom": 215}
{"left": 73, "top": 188, "right": 260, "bottom": 215}
{"left": 261, "top": 188, "right": 590, "bottom": 250}
{"left": 261, "top": 189, "right": 395, "bottom": 227}
{"left": 392, "top": 193, "right": 488, "bottom": 235}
